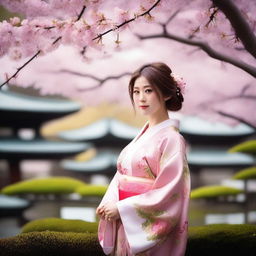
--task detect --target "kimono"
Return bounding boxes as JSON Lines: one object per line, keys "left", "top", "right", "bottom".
{"left": 98, "top": 118, "right": 190, "bottom": 256}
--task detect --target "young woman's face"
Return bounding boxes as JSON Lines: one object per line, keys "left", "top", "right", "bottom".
{"left": 132, "top": 76, "right": 166, "bottom": 117}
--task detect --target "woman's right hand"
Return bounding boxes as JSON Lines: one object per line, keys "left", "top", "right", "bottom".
{"left": 100, "top": 202, "right": 120, "bottom": 221}
{"left": 96, "top": 203, "right": 120, "bottom": 221}
{"left": 96, "top": 206, "right": 105, "bottom": 219}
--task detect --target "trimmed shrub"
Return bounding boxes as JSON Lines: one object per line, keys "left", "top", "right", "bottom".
{"left": 1, "top": 177, "right": 86, "bottom": 195}
{"left": 76, "top": 184, "right": 107, "bottom": 197}
{"left": 0, "top": 224, "right": 256, "bottom": 255}
{"left": 191, "top": 185, "right": 243, "bottom": 199}
{"left": 233, "top": 166, "right": 256, "bottom": 180}
{"left": 186, "top": 224, "right": 256, "bottom": 256}
{"left": 21, "top": 218, "right": 98, "bottom": 234}
{"left": 0, "top": 231, "right": 104, "bottom": 256}
{"left": 229, "top": 140, "right": 256, "bottom": 154}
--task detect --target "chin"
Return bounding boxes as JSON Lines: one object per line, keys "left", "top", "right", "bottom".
{"left": 139, "top": 111, "right": 151, "bottom": 116}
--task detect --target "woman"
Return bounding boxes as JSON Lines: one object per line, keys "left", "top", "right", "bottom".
{"left": 96, "top": 62, "right": 190, "bottom": 256}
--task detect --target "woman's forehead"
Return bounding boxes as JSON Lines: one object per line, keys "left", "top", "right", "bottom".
{"left": 134, "top": 76, "right": 152, "bottom": 88}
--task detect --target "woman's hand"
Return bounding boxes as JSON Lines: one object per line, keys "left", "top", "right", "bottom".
{"left": 96, "top": 202, "right": 120, "bottom": 221}
{"left": 96, "top": 206, "right": 106, "bottom": 219}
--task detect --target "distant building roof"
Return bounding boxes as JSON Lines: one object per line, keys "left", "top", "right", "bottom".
{"left": 61, "top": 151, "right": 118, "bottom": 175}
{"left": 188, "top": 146, "right": 254, "bottom": 169}
{"left": 180, "top": 116, "right": 254, "bottom": 145}
{"left": 58, "top": 118, "right": 139, "bottom": 146}
{"left": 0, "top": 89, "right": 81, "bottom": 128}
{"left": 0, "top": 139, "right": 90, "bottom": 159}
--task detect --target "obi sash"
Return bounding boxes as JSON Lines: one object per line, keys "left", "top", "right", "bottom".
{"left": 118, "top": 174, "right": 154, "bottom": 200}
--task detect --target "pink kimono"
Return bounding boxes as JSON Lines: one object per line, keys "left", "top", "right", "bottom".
{"left": 98, "top": 119, "right": 190, "bottom": 256}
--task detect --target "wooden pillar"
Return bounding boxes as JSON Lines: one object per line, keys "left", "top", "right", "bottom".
{"left": 8, "top": 160, "right": 21, "bottom": 184}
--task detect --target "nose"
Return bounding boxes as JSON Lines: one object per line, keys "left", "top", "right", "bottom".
{"left": 139, "top": 91, "right": 146, "bottom": 102}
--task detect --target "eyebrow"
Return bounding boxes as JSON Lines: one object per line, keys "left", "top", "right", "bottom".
{"left": 133, "top": 85, "right": 152, "bottom": 89}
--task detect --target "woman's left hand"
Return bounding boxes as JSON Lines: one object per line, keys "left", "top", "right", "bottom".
{"left": 101, "top": 202, "right": 120, "bottom": 221}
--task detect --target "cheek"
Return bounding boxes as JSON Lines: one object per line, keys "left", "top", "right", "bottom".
{"left": 150, "top": 93, "right": 161, "bottom": 105}
{"left": 133, "top": 95, "right": 139, "bottom": 103}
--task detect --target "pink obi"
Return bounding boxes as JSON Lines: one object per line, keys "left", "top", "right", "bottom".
{"left": 118, "top": 174, "right": 154, "bottom": 200}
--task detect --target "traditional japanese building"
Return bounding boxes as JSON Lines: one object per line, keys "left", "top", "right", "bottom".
{"left": 0, "top": 88, "right": 90, "bottom": 184}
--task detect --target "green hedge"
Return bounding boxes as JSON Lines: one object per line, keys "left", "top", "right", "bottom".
{"left": 0, "top": 224, "right": 256, "bottom": 256}
{"left": 1, "top": 177, "right": 86, "bottom": 195}
{"left": 75, "top": 185, "right": 107, "bottom": 197}
{"left": 21, "top": 218, "right": 98, "bottom": 234}
{"left": 233, "top": 167, "right": 256, "bottom": 180}
{"left": 191, "top": 185, "right": 243, "bottom": 199}
{"left": 0, "top": 231, "right": 104, "bottom": 256}
{"left": 229, "top": 140, "right": 256, "bottom": 154}
{"left": 186, "top": 224, "right": 256, "bottom": 256}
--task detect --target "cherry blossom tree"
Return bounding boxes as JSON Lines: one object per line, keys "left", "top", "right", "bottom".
{"left": 136, "top": 0, "right": 256, "bottom": 77}
{"left": 0, "top": 0, "right": 255, "bottom": 88}
{"left": 0, "top": 0, "right": 255, "bottom": 128}
{"left": 0, "top": 0, "right": 164, "bottom": 87}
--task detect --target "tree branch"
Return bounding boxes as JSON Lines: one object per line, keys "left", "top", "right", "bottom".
{"left": 198, "top": 84, "right": 256, "bottom": 109}
{"left": 137, "top": 32, "right": 256, "bottom": 78}
{"left": 240, "top": 84, "right": 251, "bottom": 95}
{"left": 216, "top": 110, "right": 256, "bottom": 130}
{"left": 57, "top": 69, "right": 131, "bottom": 91}
{"left": 0, "top": 1, "right": 161, "bottom": 89}
{"left": 196, "top": 83, "right": 256, "bottom": 130}
{"left": 211, "top": 0, "right": 256, "bottom": 59}
{"left": 76, "top": 5, "right": 86, "bottom": 21}
{"left": 0, "top": 4, "right": 87, "bottom": 89}
{"left": 93, "top": 0, "right": 161, "bottom": 41}
{"left": 0, "top": 50, "right": 41, "bottom": 89}
{"left": 161, "top": 8, "right": 182, "bottom": 35}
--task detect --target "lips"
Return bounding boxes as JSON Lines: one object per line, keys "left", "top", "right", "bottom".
{"left": 140, "top": 105, "right": 149, "bottom": 109}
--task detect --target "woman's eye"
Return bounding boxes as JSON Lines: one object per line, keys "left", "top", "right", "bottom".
{"left": 133, "top": 90, "right": 139, "bottom": 94}
{"left": 145, "top": 89, "right": 152, "bottom": 93}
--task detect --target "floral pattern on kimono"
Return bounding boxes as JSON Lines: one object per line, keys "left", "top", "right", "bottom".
{"left": 98, "top": 119, "right": 191, "bottom": 256}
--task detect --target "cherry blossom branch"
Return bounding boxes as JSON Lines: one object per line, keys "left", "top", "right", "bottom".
{"left": 189, "top": 5, "right": 219, "bottom": 39}
{"left": 0, "top": 5, "right": 87, "bottom": 89}
{"left": 1, "top": 50, "right": 41, "bottom": 88}
{"left": 211, "top": 0, "right": 256, "bottom": 59}
{"left": 163, "top": 8, "right": 182, "bottom": 26}
{"left": 76, "top": 5, "right": 86, "bottom": 21}
{"left": 57, "top": 69, "right": 131, "bottom": 91}
{"left": 196, "top": 83, "right": 256, "bottom": 130}
{"left": 198, "top": 84, "right": 256, "bottom": 108}
{"left": 0, "top": 0, "right": 161, "bottom": 89}
{"left": 208, "top": 93, "right": 256, "bottom": 105}
{"left": 219, "top": 94, "right": 256, "bottom": 100}
{"left": 240, "top": 84, "right": 251, "bottom": 95}
{"left": 92, "top": 0, "right": 161, "bottom": 41}
{"left": 215, "top": 110, "right": 256, "bottom": 130}
{"left": 136, "top": 32, "right": 256, "bottom": 78}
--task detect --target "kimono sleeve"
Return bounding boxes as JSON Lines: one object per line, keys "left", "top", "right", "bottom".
{"left": 98, "top": 171, "right": 120, "bottom": 255}
{"left": 98, "top": 171, "right": 119, "bottom": 208}
{"left": 116, "top": 135, "right": 190, "bottom": 255}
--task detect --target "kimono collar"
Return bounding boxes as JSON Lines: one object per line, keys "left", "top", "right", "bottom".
{"left": 146, "top": 118, "right": 180, "bottom": 131}
{"left": 133, "top": 118, "right": 180, "bottom": 144}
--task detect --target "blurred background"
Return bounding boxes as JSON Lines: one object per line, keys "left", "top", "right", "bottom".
{"left": 0, "top": 1, "right": 255, "bottom": 239}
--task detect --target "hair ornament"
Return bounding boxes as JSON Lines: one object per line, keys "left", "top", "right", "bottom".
{"left": 170, "top": 73, "right": 186, "bottom": 95}
{"left": 175, "top": 87, "right": 184, "bottom": 102}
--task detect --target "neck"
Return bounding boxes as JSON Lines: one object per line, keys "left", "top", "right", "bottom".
{"left": 148, "top": 111, "right": 169, "bottom": 128}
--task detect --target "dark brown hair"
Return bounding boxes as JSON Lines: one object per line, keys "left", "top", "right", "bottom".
{"left": 128, "top": 62, "right": 184, "bottom": 111}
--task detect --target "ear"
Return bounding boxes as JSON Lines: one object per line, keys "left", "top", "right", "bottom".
{"left": 164, "top": 96, "right": 172, "bottom": 101}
